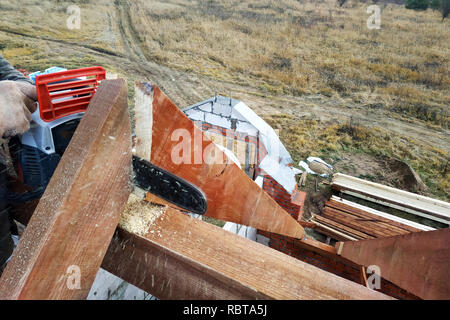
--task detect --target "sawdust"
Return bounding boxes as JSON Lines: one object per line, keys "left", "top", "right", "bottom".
{"left": 119, "top": 193, "right": 167, "bottom": 236}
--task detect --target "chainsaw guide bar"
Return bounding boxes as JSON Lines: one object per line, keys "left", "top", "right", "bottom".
{"left": 132, "top": 155, "right": 207, "bottom": 215}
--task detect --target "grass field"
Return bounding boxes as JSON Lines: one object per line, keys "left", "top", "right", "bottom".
{"left": 0, "top": 0, "right": 448, "bottom": 200}
{"left": 130, "top": 0, "right": 449, "bottom": 126}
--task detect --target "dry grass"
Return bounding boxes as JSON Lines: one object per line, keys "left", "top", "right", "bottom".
{"left": 129, "top": 0, "right": 449, "bottom": 126}
{"left": 264, "top": 113, "right": 449, "bottom": 200}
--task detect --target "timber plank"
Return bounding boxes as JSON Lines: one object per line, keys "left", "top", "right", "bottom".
{"left": 332, "top": 173, "right": 450, "bottom": 224}
{"left": 327, "top": 204, "right": 412, "bottom": 237}
{"left": 330, "top": 196, "right": 434, "bottom": 232}
{"left": 322, "top": 207, "right": 408, "bottom": 238}
{"left": 102, "top": 199, "right": 392, "bottom": 300}
{"left": 0, "top": 79, "right": 132, "bottom": 300}
{"left": 322, "top": 208, "right": 386, "bottom": 238}
{"left": 337, "top": 228, "right": 450, "bottom": 300}
{"left": 313, "top": 223, "right": 358, "bottom": 241}
{"left": 323, "top": 207, "right": 407, "bottom": 237}
{"left": 312, "top": 222, "right": 359, "bottom": 241}
{"left": 327, "top": 199, "right": 421, "bottom": 233}
{"left": 313, "top": 215, "right": 372, "bottom": 240}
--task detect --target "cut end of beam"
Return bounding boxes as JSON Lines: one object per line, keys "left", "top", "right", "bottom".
{"left": 134, "top": 82, "right": 154, "bottom": 161}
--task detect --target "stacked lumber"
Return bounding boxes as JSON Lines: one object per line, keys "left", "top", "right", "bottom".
{"left": 332, "top": 173, "right": 450, "bottom": 225}
{"left": 331, "top": 196, "right": 434, "bottom": 231}
{"left": 312, "top": 198, "right": 424, "bottom": 241}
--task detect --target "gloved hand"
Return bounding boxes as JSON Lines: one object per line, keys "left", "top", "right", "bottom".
{"left": 0, "top": 80, "right": 37, "bottom": 139}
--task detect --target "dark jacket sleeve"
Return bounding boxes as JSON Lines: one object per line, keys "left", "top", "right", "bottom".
{"left": 0, "top": 54, "right": 33, "bottom": 84}
{"left": 0, "top": 163, "right": 14, "bottom": 267}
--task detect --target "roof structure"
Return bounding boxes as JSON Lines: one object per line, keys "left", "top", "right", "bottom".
{"left": 5, "top": 81, "right": 443, "bottom": 300}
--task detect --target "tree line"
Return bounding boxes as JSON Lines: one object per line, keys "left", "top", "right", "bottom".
{"left": 337, "top": 0, "right": 449, "bottom": 20}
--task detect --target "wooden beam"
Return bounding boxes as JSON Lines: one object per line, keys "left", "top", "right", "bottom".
{"left": 102, "top": 198, "right": 392, "bottom": 300}
{"left": 133, "top": 82, "right": 304, "bottom": 239}
{"left": 103, "top": 227, "right": 270, "bottom": 300}
{"left": 336, "top": 228, "right": 450, "bottom": 300}
{"left": 0, "top": 79, "right": 132, "bottom": 300}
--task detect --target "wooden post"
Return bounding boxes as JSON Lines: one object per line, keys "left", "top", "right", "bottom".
{"left": 0, "top": 79, "right": 132, "bottom": 299}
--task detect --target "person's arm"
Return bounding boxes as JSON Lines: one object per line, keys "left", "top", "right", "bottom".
{"left": 0, "top": 54, "right": 33, "bottom": 84}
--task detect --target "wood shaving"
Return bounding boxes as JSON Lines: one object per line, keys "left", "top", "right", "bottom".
{"left": 119, "top": 193, "right": 167, "bottom": 236}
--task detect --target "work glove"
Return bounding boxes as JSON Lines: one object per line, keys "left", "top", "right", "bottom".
{"left": 0, "top": 80, "right": 37, "bottom": 139}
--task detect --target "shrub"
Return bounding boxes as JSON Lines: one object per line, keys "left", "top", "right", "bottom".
{"left": 405, "top": 0, "right": 429, "bottom": 10}
{"left": 441, "top": 0, "right": 450, "bottom": 19}
{"left": 430, "top": 0, "right": 441, "bottom": 10}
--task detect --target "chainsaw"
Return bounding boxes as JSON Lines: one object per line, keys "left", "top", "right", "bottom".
{"left": 8, "top": 67, "right": 207, "bottom": 215}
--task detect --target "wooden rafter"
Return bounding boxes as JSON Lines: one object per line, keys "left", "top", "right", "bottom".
{"left": 337, "top": 228, "right": 450, "bottom": 300}
{"left": 102, "top": 199, "right": 393, "bottom": 300}
{"left": 0, "top": 79, "right": 132, "bottom": 299}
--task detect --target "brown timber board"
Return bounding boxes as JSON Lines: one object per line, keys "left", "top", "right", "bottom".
{"left": 0, "top": 79, "right": 132, "bottom": 299}
{"left": 322, "top": 207, "right": 409, "bottom": 238}
{"left": 337, "top": 228, "right": 450, "bottom": 300}
{"left": 313, "top": 215, "right": 373, "bottom": 240}
{"left": 102, "top": 203, "right": 392, "bottom": 300}
{"left": 326, "top": 200, "right": 422, "bottom": 233}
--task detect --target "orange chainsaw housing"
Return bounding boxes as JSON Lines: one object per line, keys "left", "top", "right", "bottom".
{"left": 35, "top": 66, "right": 106, "bottom": 122}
